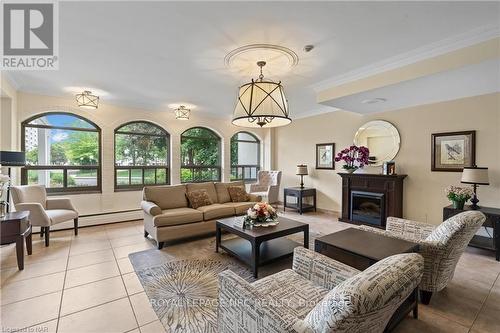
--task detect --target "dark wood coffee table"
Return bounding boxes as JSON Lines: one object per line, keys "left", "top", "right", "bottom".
{"left": 216, "top": 216, "right": 309, "bottom": 278}
{"left": 315, "top": 228, "right": 419, "bottom": 332}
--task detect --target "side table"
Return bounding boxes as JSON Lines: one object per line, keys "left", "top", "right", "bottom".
{"left": 1, "top": 211, "right": 32, "bottom": 270}
{"left": 283, "top": 187, "right": 316, "bottom": 215}
{"left": 443, "top": 205, "right": 500, "bottom": 261}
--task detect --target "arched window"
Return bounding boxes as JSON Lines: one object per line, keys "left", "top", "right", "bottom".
{"left": 230, "top": 132, "right": 260, "bottom": 182}
{"left": 114, "top": 121, "right": 170, "bottom": 190}
{"left": 181, "top": 127, "right": 221, "bottom": 183}
{"left": 21, "top": 112, "right": 101, "bottom": 193}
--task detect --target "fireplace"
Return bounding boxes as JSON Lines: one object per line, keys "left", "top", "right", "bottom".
{"left": 350, "top": 191, "right": 385, "bottom": 226}
{"left": 338, "top": 173, "right": 407, "bottom": 229}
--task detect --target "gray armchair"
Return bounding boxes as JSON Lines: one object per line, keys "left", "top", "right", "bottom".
{"left": 249, "top": 170, "right": 282, "bottom": 204}
{"left": 359, "top": 210, "right": 485, "bottom": 304}
{"left": 218, "top": 247, "right": 423, "bottom": 333}
{"left": 11, "top": 185, "right": 79, "bottom": 246}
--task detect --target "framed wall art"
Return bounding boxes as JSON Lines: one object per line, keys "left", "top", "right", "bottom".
{"left": 316, "top": 143, "right": 335, "bottom": 170}
{"left": 431, "top": 131, "right": 475, "bottom": 172}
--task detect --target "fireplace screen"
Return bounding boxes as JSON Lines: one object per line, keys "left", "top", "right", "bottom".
{"left": 350, "top": 191, "right": 385, "bottom": 226}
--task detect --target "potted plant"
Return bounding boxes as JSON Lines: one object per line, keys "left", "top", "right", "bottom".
{"left": 334, "top": 145, "right": 370, "bottom": 173}
{"left": 244, "top": 202, "right": 278, "bottom": 227}
{"left": 445, "top": 185, "right": 473, "bottom": 210}
{"left": 0, "top": 174, "right": 10, "bottom": 218}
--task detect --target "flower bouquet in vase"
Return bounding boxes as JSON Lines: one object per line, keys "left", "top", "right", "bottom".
{"left": 244, "top": 202, "right": 279, "bottom": 227}
{"left": 334, "top": 145, "right": 370, "bottom": 173}
{"left": 445, "top": 185, "right": 473, "bottom": 210}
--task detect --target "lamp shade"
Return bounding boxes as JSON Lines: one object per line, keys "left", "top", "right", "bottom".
{"left": 0, "top": 151, "right": 26, "bottom": 166}
{"left": 461, "top": 167, "right": 489, "bottom": 185}
{"left": 296, "top": 165, "right": 308, "bottom": 175}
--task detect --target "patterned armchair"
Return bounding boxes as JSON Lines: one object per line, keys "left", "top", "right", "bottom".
{"left": 359, "top": 210, "right": 485, "bottom": 304}
{"left": 218, "top": 247, "right": 424, "bottom": 333}
{"left": 249, "top": 170, "right": 282, "bottom": 204}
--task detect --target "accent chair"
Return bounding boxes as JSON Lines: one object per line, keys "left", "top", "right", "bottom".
{"left": 358, "top": 210, "right": 485, "bottom": 304}
{"left": 218, "top": 247, "right": 424, "bottom": 333}
{"left": 249, "top": 170, "right": 282, "bottom": 203}
{"left": 11, "top": 185, "right": 79, "bottom": 246}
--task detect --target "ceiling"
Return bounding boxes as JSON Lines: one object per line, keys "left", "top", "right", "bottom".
{"left": 5, "top": 1, "right": 500, "bottom": 119}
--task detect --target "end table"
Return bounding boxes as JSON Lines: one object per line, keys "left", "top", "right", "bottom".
{"left": 1, "top": 211, "right": 32, "bottom": 270}
{"left": 443, "top": 205, "right": 500, "bottom": 261}
{"left": 283, "top": 187, "right": 316, "bottom": 215}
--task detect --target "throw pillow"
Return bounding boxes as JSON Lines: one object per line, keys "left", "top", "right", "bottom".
{"left": 186, "top": 189, "right": 213, "bottom": 209}
{"left": 228, "top": 186, "right": 249, "bottom": 202}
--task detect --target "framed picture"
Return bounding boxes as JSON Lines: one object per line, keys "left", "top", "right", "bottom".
{"left": 431, "top": 131, "right": 475, "bottom": 172}
{"left": 316, "top": 143, "right": 335, "bottom": 169}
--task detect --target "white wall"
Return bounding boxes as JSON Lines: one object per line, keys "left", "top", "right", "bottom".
{"left": 275, "top": 93, "right": 500, "bottom": 224}
{"left": 12, "top": 91, "right": 270, "bottom": 224}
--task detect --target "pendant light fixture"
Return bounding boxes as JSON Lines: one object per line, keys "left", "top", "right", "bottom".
{"left": 231, "top": 61, "right": 291, "bottom": 128}
{"left": 174, "top": 105, "right": 191, "bottom": 120}
{"left": 76, "top": 91, "right": 99, "bottom": 109}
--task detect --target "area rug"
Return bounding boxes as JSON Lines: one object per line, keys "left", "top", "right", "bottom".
{"left": 129, "top": 230, "right": 323, "bottom": 333}
{"left": 131, "top": 253, "right": 254, "bottom": 333}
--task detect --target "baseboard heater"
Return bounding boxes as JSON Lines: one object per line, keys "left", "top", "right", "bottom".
{"left": 32, "top": 208, "right": 143, "bottom": 233}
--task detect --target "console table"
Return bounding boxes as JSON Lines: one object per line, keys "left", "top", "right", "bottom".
{"left": 1, "top": 211, "right": 32, "bottom": 270}
{"left": 283, "top": 187, "right": 316, "bottom": 214}
{"left": 443, "top": 205, "right": 499, "bottom": 261}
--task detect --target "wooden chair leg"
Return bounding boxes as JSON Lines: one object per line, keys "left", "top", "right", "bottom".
{"left": 74, "top": 218, "right": 79, "bottom": 236}
{"left": 420, "top": 290, "right": 433, "bottom": 305}
{"left": 144, "top": 230, "right": 149, "bottom": 238}
{"left": 40, "top": 227, "right": 44, "bottom": 237}
{"left": 157, "top": 241, "right": 164, "bottom": 250}
{"left": 44, "top": 226, "right": 50, "bottom": 247}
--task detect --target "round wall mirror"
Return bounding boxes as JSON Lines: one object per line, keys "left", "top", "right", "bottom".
{"left": 354, "top": 120, "right": 401, "bottom": 166}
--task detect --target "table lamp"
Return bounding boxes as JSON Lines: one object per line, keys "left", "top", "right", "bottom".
{"left": 296, "top": 165, "right": 308, "bottom": 189}
{"left": 0, "top": 151, "right": 26, "bottom": 213}
{"left": 461, "top": 166, "right": 489, "bottom": 210}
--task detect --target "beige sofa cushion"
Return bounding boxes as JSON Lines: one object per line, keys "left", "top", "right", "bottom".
{"left": 186, "top": 182, "right": 218, "bottom": 204}
{"left": 214, "top": 181, "right": 245, "bottom": 203}
{"left": 228, "top": 186, "right": 249, "bottom": 202}
{"left": 222, "top": 202, "right": 257, "bottom": 215}
{"left": 196, "top": 204, "right": 234, "bottom": 220}
{"left": 143, "top": 185, "right": 188, "bottom": 210}
{"left": 186, "top": 189, "right": 213, "bottom": 209}
{"left": 153, "top": 207, "right": 203, "bottom": 227}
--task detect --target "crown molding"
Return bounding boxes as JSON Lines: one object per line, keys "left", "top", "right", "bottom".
{"left": 2, "top": 71, "right": 21, "bottom": 91}
{"left": 312, "top": 24, "right": 500, "bottom": 92}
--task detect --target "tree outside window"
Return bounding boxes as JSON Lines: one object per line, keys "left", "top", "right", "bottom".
{"left": 181, "top": 127, "right": 221, "bottom": 183}
{"left": 22, "top": 112, "right": 101, "bottom": 193}
{"left": 114, "top": 121, "right": 170, "bottom": 190}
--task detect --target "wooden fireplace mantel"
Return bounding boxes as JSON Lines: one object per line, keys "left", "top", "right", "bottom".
{"left": 338, "top": 172, "right": 407, "bottom": 228}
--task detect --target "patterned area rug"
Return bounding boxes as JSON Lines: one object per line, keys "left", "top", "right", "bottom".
{"left": 134, "top": 256, "right": 254, "bottom": 333}
{"left": 129, "top": 230, "right": 323, "bottom": 333}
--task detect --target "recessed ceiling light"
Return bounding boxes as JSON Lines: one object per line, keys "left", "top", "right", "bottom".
{"left": 361, "top": 98, "right": 387, "bottom": 104}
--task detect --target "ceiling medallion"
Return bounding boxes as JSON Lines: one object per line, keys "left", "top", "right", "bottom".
{"left": 224, "top": 44, "right": 299, "bottom": 77}
{"left": 76, "top": 90, "right": 99, "bottom": 109}
{"left": 174, "top": 105, "right": 191, "bottom": 120}
{"left": 231, "top": 61, "right": 291, "bottom": 128}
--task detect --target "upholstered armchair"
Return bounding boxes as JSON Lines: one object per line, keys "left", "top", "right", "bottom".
{"left": 218, "top": 247, "right": 423, "bottom": 333}
{"left": 249, "top": 170, "right": 282, "bottom": 203}
{"left": 359, "top": 210, "right": 485, "bottom": 304}
{"left": 11, "top": 185, "right": 79, "bottom": 246}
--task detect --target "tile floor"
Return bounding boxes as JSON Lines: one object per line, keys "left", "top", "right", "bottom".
{"left": 1, "top": 210, "right": 499, "bottom": 333}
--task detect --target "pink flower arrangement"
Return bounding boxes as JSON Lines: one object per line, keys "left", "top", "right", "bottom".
{"left": 334, "top": 145, "right": 370, "bottom": 171}
{"left": 245, "top": 202, "right": 277, "bottom": 225}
